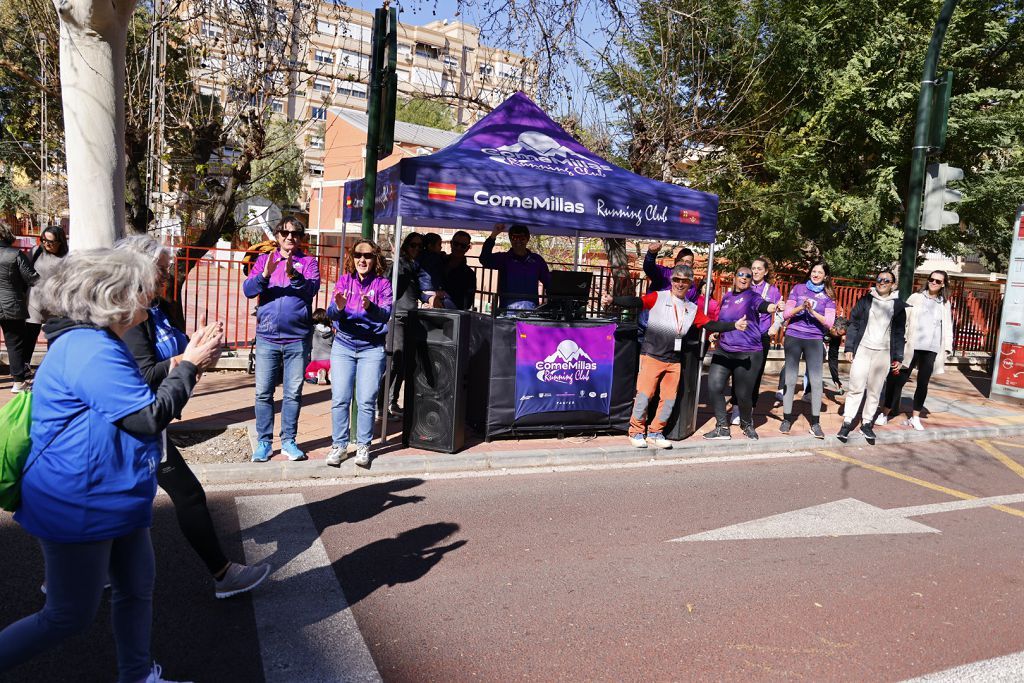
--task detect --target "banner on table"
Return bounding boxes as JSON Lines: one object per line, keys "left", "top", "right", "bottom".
{"left": 514, "top": 322, "right": 616, "bottom": 419}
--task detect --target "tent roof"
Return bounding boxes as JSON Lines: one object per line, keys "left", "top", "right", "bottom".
{"left": 343, "top": 92, "right": 718, "bottom": 242}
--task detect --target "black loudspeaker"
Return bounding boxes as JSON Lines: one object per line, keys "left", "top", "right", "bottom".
{"left": 403, "top": 309, "right": 471, "bottom": 453}
{"left": 662, "top": 332, "right": 703, "bottom": 440}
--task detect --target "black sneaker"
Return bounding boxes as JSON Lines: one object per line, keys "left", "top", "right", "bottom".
{"left": 703, "top": 425, "right": 731, "bottom": 440}
{"left": 836, "top": 422, "right": 852, "bottom": 443}
{"left": 779, "top": 419, "right": 792, "bottom": 434}
{"left": 740, "top": 422, "right": 758, "bottom": 440}
{"left": 860, "top": 423, "right": 876, "bottom": 445}
{"left": 809, "top": 423, "right": 825, "bottom": 439}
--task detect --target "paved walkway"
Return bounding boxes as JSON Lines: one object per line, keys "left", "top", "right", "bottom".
{"left": 5, "top": 362, "right": 1019, "bottom": 483}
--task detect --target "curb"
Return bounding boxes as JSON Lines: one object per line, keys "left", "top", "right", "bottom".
{"left": 187, "top": 422, "right": 1024, "bottom": 486}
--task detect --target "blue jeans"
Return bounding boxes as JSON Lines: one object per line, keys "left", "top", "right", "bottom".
{"left": 0, "top": 528, "right": 155, "bottom": 682}
{"left": 254, "top": 337, "right": 311, "bottom": 442}
{"left": 331, "top": 342, "right": 386, "bottom": 447}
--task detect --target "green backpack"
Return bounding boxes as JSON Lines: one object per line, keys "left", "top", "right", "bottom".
{"left": 0, "top": 391, "right": 32, "bottom": 512}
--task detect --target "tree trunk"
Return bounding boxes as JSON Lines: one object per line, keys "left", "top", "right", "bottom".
{"left": 125, "top": 129, "right": 151, "bottom": 234}
{"left": 603, "top": 237, "right": 633, "bottom": 297}
{"left": 54, "top": 0, "right": 136, "bottom": 249}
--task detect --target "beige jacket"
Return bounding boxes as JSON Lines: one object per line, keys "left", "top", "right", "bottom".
{"left": 901, "top": 291, "right": 954, "bottom": 375}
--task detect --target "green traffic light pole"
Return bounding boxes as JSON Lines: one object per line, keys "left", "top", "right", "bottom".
{"left": 898, "top": 0, "right": 958, "bottom": 301}
{"left": 361, "top": 7, "right": 388, "bottom": 239}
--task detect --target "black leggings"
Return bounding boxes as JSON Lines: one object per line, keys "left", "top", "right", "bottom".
{"left": 157, "top": 440, "right": 230, "bottom": 576}
{"left": 0, "top": 319, "right": 30, "bottom": 381}
{"left": 826, "top": 336, "right": 842, "bottom": 386}
{"left": 783, "top": 336, "right": 824, "bottom": 421}
{"left": 749, "top": 334, "right": 771, "bottom": 407}
{"left": 709, "top": 350, "right": 764, "bottom": 427}
{"left": 882, "top": 349, "right": 938, "bottom": 415}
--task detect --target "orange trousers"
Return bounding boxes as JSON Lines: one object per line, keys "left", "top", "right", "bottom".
{"left": 629, "top": 354, "right": 681, "bottom": 436}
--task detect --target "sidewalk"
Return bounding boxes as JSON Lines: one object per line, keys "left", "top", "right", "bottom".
{"left": 6, "top": 364, "right": 1017, "bottom": 485}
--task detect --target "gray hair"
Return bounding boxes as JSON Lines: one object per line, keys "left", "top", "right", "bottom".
{"left": 671, "top": 264, "right": 694, "bottom": 281}
{"left": 113, "top": 234, "right": 172, "bottom": 264}
{"left": 40, "top": 248, "right": 157, "bottom": 327}
{"left": 0, "top": 221, "right": 14, "bottom": 246}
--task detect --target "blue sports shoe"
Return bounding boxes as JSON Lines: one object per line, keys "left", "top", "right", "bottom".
{"left": 252, "top": 440, "right": 273, "bottom": 463}
{"left": 281, "top": 440, "right": 307, "bottom": 462}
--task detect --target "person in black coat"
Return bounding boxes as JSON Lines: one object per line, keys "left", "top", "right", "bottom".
{"left": 0, "top": 221, "right": 39, "bottom": 393}
{"left": 115, "top": 235, "right": 271, "bottom": 599}
{"left": 836, "top": 270, "right": 908, "bottom": 445}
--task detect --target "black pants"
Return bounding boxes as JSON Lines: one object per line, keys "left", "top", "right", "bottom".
{"left": 826, "top": 336, "right": 842, "bottom": 386}
{"left": 749, "top": 334, "right": 771, "bottom": 407}
{"left": 386, "top": 314, "right": 407, "bottom": 407}
{"left": 783, "top": 336, "right": 824, "bottom": 421}
{"left": 0, "top": 318, "right": 30, "bottom": 381}
{"left": 882, "top": 349, "right": 938, "bottom": 415}
{"left": 709, "top": 349, "right": 764, "bottom": 427}
{"left": 157, "top": 440, "right": 229, "bottom": 576}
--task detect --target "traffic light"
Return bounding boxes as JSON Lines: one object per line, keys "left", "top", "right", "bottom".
{"left": 922, "top": 162, "right": 963, "bottom": 231}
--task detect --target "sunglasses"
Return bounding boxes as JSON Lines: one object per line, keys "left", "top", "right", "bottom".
{"left": 451, "top": 241, "right": 471, "bottom": 250}
{"left": 876, "top": 278, "right": 894, "bottom": 284}
{"left": 671, "top": 277, "right": 692, "bottom": 284}
{"left": 353, "top": 251, "right": 376, "bottom": 260}
{"left": 278, "top": 230, "right": 304, "bottom": 238}
{"left": 735, "top": 272, "right": 752, "bottom": 278}
{"left": 41, "top": 238, "right": 58, "bottom": 245}
{"left": 928, "top": 277, "right": 945, "bottom": 285}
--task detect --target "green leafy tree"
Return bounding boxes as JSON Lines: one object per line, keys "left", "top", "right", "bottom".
{"left": 395, "top": 96, "right": 461, "bottom": 131}
{"left": 245, "top": 119, "right": 304, "bottom": 211}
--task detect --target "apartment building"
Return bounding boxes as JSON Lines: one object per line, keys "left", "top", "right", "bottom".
{"left": 187, "top": 1, "right": 532, "bottom": 212}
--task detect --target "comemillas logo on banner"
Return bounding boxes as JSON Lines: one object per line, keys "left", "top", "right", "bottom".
{"left": 481, "top": 131, "right": 613, "bottom": 178}
{"left": 535, "top": 340, "right": 597, "bottom": 385}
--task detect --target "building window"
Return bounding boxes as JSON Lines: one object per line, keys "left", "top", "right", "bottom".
{"left": 341, "top": 21, "right": 372, "bottom": 43}
{"left": 397, "top": 43, "right": 412, "bottom": 55}
{"left": 411, "top": 67, "right": 442, "bottom": 89}
{"left": 396, "top": 68, "right": 410, "bottom": 82}
{"left": 316, "top": 19, "right": 335, "bottom": 35}
{"left": 337, "top": 80, "right": 368, "bottom": 99}
{"left": 478, "top": 63, "right": 493, "bottom": 77}
{"left": 311, "top": 106, "right": 327, "bottom": 120}
{"left": 339, "top": 49, "right": 370, "bottom": 73}
{"left": 443, "top": 55, "right": 460, "bottom": 69}
{"left": 200, "top": 22, "right": 222, "bottom": 38}
{"left": 307, "top": 163, "right": 324, "bottom": 177}
{"left": 312, "top": 77, "right": 332, "bottom": 93}
{"left": 270, "top": 99, "right": 284, "bottom": 113}
{"left": 314, "top": 49, "right": 334, "bottom": 64}
{"left": 308, "top": 135, "right": 324, "bottom": 149}
{"left": 199, "top": 85, "right": 219, "bottom": 98}
{"left": 415, "top": 43, "right": 440, "bottom": 60}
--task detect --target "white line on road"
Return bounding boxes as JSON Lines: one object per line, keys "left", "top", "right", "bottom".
{"left": 235, "top": 493, "right": 381, "bottom": 683}
{"left": 902, "top": 649, "right": 1024, "bottom": 681}
{"left": 889, "top": 493, "right": 1024, "bottom": 517}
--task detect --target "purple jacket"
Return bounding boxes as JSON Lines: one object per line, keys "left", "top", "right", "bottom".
{"left": 784, "top": 283, "right": 836, "bottom": 340}
{"left": 479, "top": 238, "right": 551, "bottom": 309}
{"left": 327, "top": 272, "right": 393, "bottom": 351}
{"left": 642, "top": 250, "right": 698, "bottom": 302}
{"left": 717, "top": 289, "right": 770, "bottom": 353}
{"left": 243, "top": 249, "right": 320, "bottom": 344}
{"left": 750, "top": 280, "right": 782, "bottom": 335}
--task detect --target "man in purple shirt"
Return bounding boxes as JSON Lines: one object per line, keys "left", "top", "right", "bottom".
{"left": 480, "top": 223, "right": 551, "bottom": 311}
{"left": 242, "top": 217, "right": 321, "bottom": 463}
{"left": 643, "top": 242, "right": 699, "bottom": 301}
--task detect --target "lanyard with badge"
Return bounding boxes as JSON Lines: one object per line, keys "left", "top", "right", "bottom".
{"left": 672, "top": 298, "right": 686, "bottom": 351}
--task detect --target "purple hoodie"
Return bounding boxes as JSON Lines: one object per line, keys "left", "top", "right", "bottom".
{"left": 717, "top": 289, "right": 769, "bottom": 353}
{"left": 784, "top": 283, "right": 836, "bottom": 340}
{"left": 642, "top": 250, "right": 698, "bottom": 302}
{"left": 243, "top": 249, "right": 321, "bottom": 344}
{"left": 327, "top": 272, "right": 394, "bottom": 351}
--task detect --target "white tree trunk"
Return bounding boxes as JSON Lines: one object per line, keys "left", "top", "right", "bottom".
{"left": 54, "top": 0, "right": 136, "bottom": 250}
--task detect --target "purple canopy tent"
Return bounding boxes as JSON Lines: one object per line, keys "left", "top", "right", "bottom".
{"left": 342, "top": 92, "right": 720, "bottom": 445}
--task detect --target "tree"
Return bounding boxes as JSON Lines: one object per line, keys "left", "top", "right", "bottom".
{"left": 245, "top": 119, "right": 305, "bottom": 210}
{"left": 396, "top": 96, "right": 460, "bottom": 131}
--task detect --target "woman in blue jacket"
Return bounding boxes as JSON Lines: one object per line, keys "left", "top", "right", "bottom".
{"left": 0, "top": 249, "right": 221, "bottom": 683}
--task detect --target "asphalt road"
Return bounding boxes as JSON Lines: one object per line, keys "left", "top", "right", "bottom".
{"left": 3, "top": 437, "right": 1024, "bottom": 682}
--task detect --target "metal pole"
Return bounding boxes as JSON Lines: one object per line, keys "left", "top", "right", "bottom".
{"left": 380, "top": 215, "right": 403, "bottom": 447}
{"left": 573, "top": 230, "right": 581, "bottom": 268}
{"left": 693, "top": 241, "right": 715, "bottom": 429}
{"left": 360, "top": 8, "right": 387, "bottom": 239}
{"left": 38, "top": 33, "right": 47, "bottom": 229}
{"left": 898, "top": 0, "right": 959, "bottom": 301}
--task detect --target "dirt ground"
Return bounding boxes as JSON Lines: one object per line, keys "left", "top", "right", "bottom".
{"left": 169, "top": 428, "right": 252, "bottom": 464}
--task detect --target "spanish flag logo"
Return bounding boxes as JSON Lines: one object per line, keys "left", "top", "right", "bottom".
{"left": 680, "top": 209, "right": 700, "bottom": 224}
{"left": 345, "top": 196, "right": 352, "bottom": 207}
{"left": 427, "top": 182, "right": 457, "bottom": 202}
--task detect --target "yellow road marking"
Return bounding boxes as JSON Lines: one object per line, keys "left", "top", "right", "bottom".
{"left": 976, "top": 440, "right": 1024, "bottom": 482}
{"left": 817, "top": 450, "right": 1024, "bottom": 519}
{"left": 991, "top": 439, "right": 1024, "bottom": 451}
{"left": 981, "top": 415, "right": 1024, "bottom": 426}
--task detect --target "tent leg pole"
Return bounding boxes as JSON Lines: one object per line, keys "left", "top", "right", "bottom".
{"left": 694, "top": 241, "right": 716, "bottom": 431}
{"left": 573, "top": 230, "right": 581, "bottom": 268}
{"left": 380, "top": 216, "right": 403, "bottom": 448}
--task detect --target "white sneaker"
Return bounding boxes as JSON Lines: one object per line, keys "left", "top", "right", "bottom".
{"left": 214, "top": 562, "right": 271, "bottom": 599}
{"left": 646, "top": 432, "right": 673, "bottom": 449}
{"left": 629, "top": 434, "right": 648, "bottom": 449}
{"left": 874, "top": 413, "right": 888, "bottom": 426}
{"left": 354, "top": 444, "right": 371, "bottom": 467}
{"left": 325, "top": 446, "right": 345, "bottom": 467}
{"left": 11, "top": 381, "right": 26, "bottom": 394}
{"left": 730, "top": 406, "right": 740, "bottom": 426}
{"left": 144, "top": 662, "right": 192, "bottom": 683}
{"left": 316, "top": 368, "right": 327, "bottom": 384}
{"left": 907, "top": 416, "right": 924, "bottom": 431}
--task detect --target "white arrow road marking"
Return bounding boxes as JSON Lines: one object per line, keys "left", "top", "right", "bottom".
{"left": 669, "top": 494, "right": 1024, "bottom": 542}
{"left": 236, "top": 493, "right": 382, "bottom": 682}
{"left": 901, "top": 649, "right": 1024, "bottom": 681}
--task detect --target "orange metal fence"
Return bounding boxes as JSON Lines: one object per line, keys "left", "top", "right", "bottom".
{"left": 2, "top": 237, "right": 1003, "bottom": 357}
